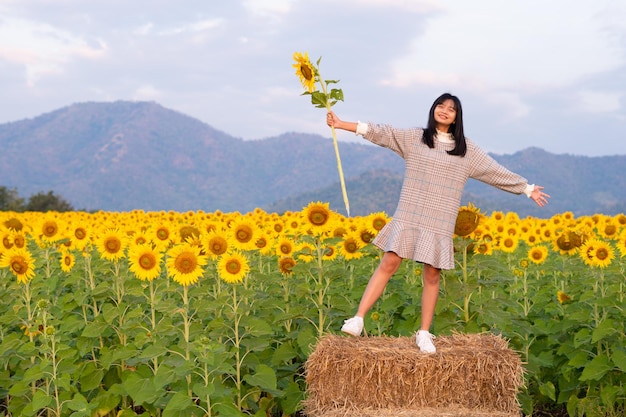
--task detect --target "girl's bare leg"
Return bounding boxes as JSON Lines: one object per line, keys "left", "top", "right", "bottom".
{"left": 355, "top": 251, "right": 403, "bottom": 317}
{"left": 420, "top": 263, "right": 441, "bottom": 331}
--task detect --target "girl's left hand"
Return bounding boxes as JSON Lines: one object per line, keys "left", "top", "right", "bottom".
{"left": 531, "top": 185, "right": 550, "bottom": 207}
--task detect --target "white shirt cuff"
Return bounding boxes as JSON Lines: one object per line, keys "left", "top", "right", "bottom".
{"left": 524, "top": 184, "right": 534, "bottom": 198}
{"left": 356, "top": 121, "right": 368, "bottom": 136}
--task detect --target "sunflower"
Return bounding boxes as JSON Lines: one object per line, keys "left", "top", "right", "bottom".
{"left": 528, "top": 246, "right": 549, "bottom": 265}
{"left": 166, "top": 243, "right": 207, "bottom": 286}
{"left": 365, "top": 211, "right": 390, "bottom": 235}
{"left": 338, "top": 232, "right": 364, "bottom": 260}
{"left": 59, "top": 250, "right": 76, "bottom": 273}
{"left": 292, "top": 51, "right": 316, "bottom": 93}
{"left": 275, "top": 237, "right": 295, "bottom": 258}
{"left": 490, "top": 211, "right": 505, "bottom": 222}
{"left": 557, "top": 290, "right": 571, "bottom": 304}
{"left": 454, "top": 203, "right": 481, "bottom": 237}
{"left": 11, "top": 230, "right": 27, "bottom": 249}
{"left": 95, "top": 228, "right": 128, "bottom": 262}
{"left": 579, "top": 238, "right": 615, "bottom": 268}
{"left": 229, "top": 219, "right": 258, "bottom": 251}
{"left": 552, "top": 229, "right": 583, "bottom": 255}
{"left": 254, "top": 232, "right": 275, "bottom": 256}
{"left": 1, "top": 231, "right": 13, "bottom": 250}
{"left": 597, "top": 218, "right": 619, "bottom": 239}
{"left": 202, "top": 230, "right": 230, "bottom": 259}
{"left": 302, "top": 201, "right": 334, "bottom": 235}
{"left": 149, "top": 224, "right": 173, "bottom": 251}
{"left": 278, "top": 256, "right": 297, "bottom": 275}
{"left": 128, "top": 243, "right": 163, "bottom": 281}
{"left": 473, "top": 240, "right": 493, "bottom": 256}
{"left": 0, "top": 247, "right": 36, "bottom": 283}
{"left": 217, "top": 251, "right": 250, "bottom": 284}
{"left": 356, "top": 224, "right": 376, "bottom": 245}
{"left": 70, "top": 225, "right": 91, "bottom": 251}
{"left": 499, "top": 236, "right": 519, "bottom": 254}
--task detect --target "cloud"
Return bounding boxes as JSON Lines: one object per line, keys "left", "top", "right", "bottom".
{"left": 0, "top": 16, "right": 106, "bottom": 86}
{"left": 385, "top": 0, "right": 625, "bottom": 90}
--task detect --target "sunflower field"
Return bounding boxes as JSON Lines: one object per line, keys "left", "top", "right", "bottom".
{"left": 0, "top": 203, "right": 625, "bottom": 417}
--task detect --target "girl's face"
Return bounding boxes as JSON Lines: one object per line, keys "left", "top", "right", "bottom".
{"left": 434, "top": 99, "right": 457, "bottom": 131}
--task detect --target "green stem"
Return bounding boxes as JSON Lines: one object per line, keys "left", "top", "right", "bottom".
{"left": 318, "top": 73, "right": 350, "bottom": 216}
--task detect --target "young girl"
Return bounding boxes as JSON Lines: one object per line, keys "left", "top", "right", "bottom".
{"left": 326, "top": 93, "right": 550, "bottom": 353}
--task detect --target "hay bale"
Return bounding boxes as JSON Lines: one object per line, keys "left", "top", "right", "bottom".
{"left": 303, "top": 333, "right": 524, "bottom": 417}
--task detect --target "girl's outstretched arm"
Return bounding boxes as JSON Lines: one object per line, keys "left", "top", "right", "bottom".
{"left": 327, "top": 111, "right": 358, "bottom": 133}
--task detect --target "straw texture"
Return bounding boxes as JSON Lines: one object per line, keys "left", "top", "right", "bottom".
{"left": 303, "top": 333, "right": 524, "bottom": 417}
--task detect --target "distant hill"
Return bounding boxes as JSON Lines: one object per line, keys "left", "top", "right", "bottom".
{"left": 1, "top": 101, "right": 624, "bottom": 217}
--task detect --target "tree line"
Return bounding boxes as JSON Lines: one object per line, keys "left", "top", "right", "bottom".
{"left": 0, "top": 186, "right": 74, "bottom": 212}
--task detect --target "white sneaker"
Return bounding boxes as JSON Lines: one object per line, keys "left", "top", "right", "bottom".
{"left": 416, "top": 330, "right": 436, "bottom": 353}
{"left": 341, "top": 316, "right": 364, "bottom": 336}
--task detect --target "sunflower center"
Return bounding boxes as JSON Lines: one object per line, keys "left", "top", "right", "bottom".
{"left": 139, "top": 253, "right": 157, "bottom": 270}
{"left": 255, "top": 237, "right": 268, "bottom": 249}
{"left": 595, "top": 248, "right": 609, "bottom": 261}
{"left": 63, "top": 255, "right": 72, "bottom": 266}
{"left": 11, "top": 256, "right": 27, "bottom": 274}
{"left": 105, "top": 237, "right": 122, "bottom": 254}
{"left": 156, "top": 228, "right": 170, "bottom": 241}
{"left": 43, "top": 221, "right": 58, "bottom": 238}
{"left": 226, "top": 260, "right": 242, "bottom": 274}
{"left": 372, "top": 218, "right": 387, "bottom": 231}
{"left": 308, "top": 209, "right": 329, "bottom": 226}
{"left": 360, "top": 231, "right": 374, "bottom": 244}
{"left": 344, "top": 239, "right": 359, "bottom": 254}
{"left": 279, "top": 257, "right": 296, "bottom": 274}
{"left": 301, "top": 64, "right": 313, "bottom": 80}
{"left": 14, "top": 236, "right": 25, "bottom": 248}
{"left": 235, "top": 226, "right": 253, "bottom": 243}
{"left": 279, "top": 243, "right": 292, "bottom": 255}
{"left": 75, "top": 228, "right": 87, "bottom": 240}
{"left": 175, "top": 252, "right": 197, "bottom": 274}
{"left": 2, "top": 237, "right": 13, "bottom": 250}
{"left": 209, "top": 237, "right": 228, "bottom": 256}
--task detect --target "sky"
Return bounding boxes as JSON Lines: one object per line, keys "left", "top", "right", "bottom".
{"left": 1, "top": 0, "right": 625, "bottom": 156}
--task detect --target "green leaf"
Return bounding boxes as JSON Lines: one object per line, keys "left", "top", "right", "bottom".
{"left": 122, "top": 372, "right": 162, "bottom": 405}
{"left": 591, "top": 319, "right": 616, "bottom": 343}
{"left": 600, "top": 385, "right": 620, "bottom": 408}
{"left": 573, "top": 328, "right": 591, "bottom": 348}
{"left": 310, "top": 91, "right": 328, "bottom": 108}
{"left": 81, "top": 318, "right": 109, "bottom": 338}
{"left": 329, "top": 88, "right": 344, "bottom": 102}
{"left": 162, "top": 391, "right": 194, "bottom": 416}
{"left": 567, "top": 351, "right": 589, "bottom": 368}
{"left": 612, "top": 349, "right": 626, "bottom": 373}
{"left": 580, "top": 354, "right": 612, "bottom": 381}
{"left": 243, "top": 364, "right": 277, "bottom": 392}
{"left": 539, "top": 381, "right": 556, "bottom": 401}
{"left": 31, "top": 389, "right": 52, "bottom": 412}
{"left": 66, "top": 392, "right": 89, "bottom": 411}
{"left": 79, "top": 362, "right": 104, "bottom": 391}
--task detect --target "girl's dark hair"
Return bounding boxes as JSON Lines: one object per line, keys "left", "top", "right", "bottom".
{"left": 422, "top": 93, "right": 467, "bottom": 156}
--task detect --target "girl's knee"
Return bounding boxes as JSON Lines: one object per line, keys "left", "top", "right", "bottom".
{"left": 423, "top": 264, "right": 441, "bottom": 285}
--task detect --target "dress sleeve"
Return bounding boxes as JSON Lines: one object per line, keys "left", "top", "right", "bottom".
{"left": 362, "top": 124, "right": 422, "bottom": 159}
{"left": 467, "top": 141, "right": 529, "bottom": 195}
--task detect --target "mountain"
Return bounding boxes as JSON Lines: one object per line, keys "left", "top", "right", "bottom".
{"left": 1, "top": 101, "right": 624, "bottom": 217}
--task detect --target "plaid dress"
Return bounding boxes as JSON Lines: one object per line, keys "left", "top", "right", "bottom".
{"left": 363, "top": 123, "right": 529, "bottom": 270}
